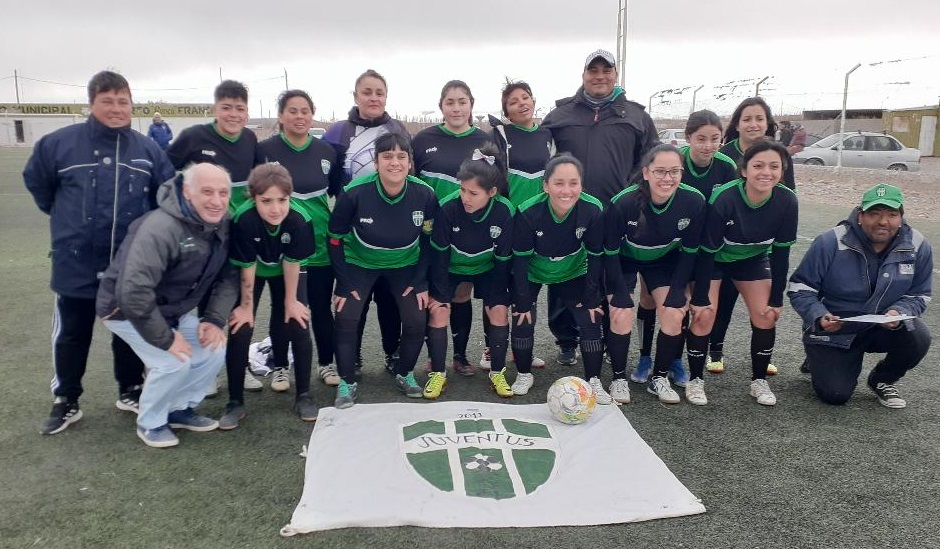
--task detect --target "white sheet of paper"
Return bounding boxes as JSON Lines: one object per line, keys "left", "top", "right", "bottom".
{"left": 838, "top": 314, "right": 917, "bottom": 324}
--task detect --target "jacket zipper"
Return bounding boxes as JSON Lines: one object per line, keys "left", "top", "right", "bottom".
{"left": 110, "top": 133, "right": 121, "bottom": 261}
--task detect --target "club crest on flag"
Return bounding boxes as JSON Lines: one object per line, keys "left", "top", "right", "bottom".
{"left": 400, "top": 417, "right": 559, "bottom": 500}
{"left": 489, "top": 226, "right": 502, "bottom": 239}
{"left": 412, "top": 211, "right": 424, "bottom": 227}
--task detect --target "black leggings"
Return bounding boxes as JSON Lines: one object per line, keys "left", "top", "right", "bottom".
{"left": 307, "top": 265, "right": 335, "bottom": 366}
{"left": 355, "top": 276, "right": 402, "bottom": 357}
{"left": 225, "top": 274, "right": 312, "bottom": 403}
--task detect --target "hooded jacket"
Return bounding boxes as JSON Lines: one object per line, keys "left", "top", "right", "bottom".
{"left": 787, "top": 208, "right": 932, "bottom": 346}
{"left": 24, "top": 116, "right": 175, "bottom": 299}
{"left": 323, "top": 107, "right": 411, "bottom": 185}
{"left": 147, "top": 121, "right": 173, "bottom": 150}
{"left": 96, "top": 176, "right": 238, "bottom": 350}
{"left": 542, "top": 86, "right": 659, "bottom": 204}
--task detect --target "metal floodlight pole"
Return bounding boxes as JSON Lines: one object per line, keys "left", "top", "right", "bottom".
{"left": 755, "top": 76, "right": 769, "bottom": 96}
{"left": 616, "top": 0, "right": 628, "bottom": 87}
{"left": 837, "top": 63, "right": 862, "bottom": 169}
{"left": 690, "top": 84, "right": 704, "bottom": 114}
{"left": 284, "top": 68, "right": 289, "bottom": 91}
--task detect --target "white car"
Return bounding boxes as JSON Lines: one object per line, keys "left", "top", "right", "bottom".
{"left": 792, "top": 132, "right": 920, "bottom": 171}
{"left": 658, "top": 129, "right": 688, "bottom": 148}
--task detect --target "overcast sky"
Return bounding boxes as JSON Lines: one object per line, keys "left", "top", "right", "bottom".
{"left": 3, "top": 0, "right": 939, "bottom": 120}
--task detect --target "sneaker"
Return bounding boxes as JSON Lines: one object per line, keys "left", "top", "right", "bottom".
{"left": 589, "top": 377, "right": 613, "bottom": 405}
{"left": 294, "top": 394, "right": 319, "bottom": 421}
{"left": 317, "top": 364, "right": 341, "bottom": 386}
{"left": 868, "top": 379, "right": 907, "bottom": 409}
{"left": 556, "top": 348, "right": 578, "bottom": 366}
{"left": 750, "top": 379, "right": 777, "bottom": 406}
{"left": 766, "top": 363, "right": 778, "bottom": 376}
{"left": 168, "top": 408, "right": 219, "bottom": 432}
{"left": 631, "top": 356, "right": 653, "bottom": 383}
{"left": 685, "top": 378, "right": 708, "bottom": 406}
{"left": 334, "top": 380, "right": 358, "bottom": 409}
{"left": 647, "top": 376, "right": 680, "bottom": 404}
{"left": 669, "top": 359, "right": 689, "bottom": 388}
{"left": 244, "top": 370, "right": 263, "bottom": 392}
{"left": 423, "top": 371, "right": 447, "bottom": 399}
{"left": 270, "top": 368, "right": 291, "bottom": 392}
{"left": 205, "top": 375, "right": 219, "bottom": 398}
{"left": 532, "top": 355, "right": 547, "bottom": 369}
{"left": 479, "top": 347, "right": 492, "bottom": 370}
{"left": 511, "top": 372, "right": 535, "bottom": 395}
{"left": 115, "top": 385, "right": 142, "bottom": 415}
{"left": 218, "top": 402, "right": 247, "bottom": 430}
{"left": 609, "top": 378, "right": 631, "bottom": 404}
{"left": 40, "top": 398, "right": 83, "bottom": 435}
{"left": 706, "top": 357, "right": 725, "bottom": 374}
{"left": 799, "top": 357, "right": 810, "bottom": 374}
{"left": 489, "top": 370, "right": 514, "bottom": 397}
{"left": 396, "top": 372, "right": 423, "bottom": 398}
{"left": 453, "top": 355, "right": 475, "bottom": 377}
{"left": 385, "top": 353, "right": 400, "bottom": 375}
{"left": 137, "top": 425, "right": 179, "bottom": 448}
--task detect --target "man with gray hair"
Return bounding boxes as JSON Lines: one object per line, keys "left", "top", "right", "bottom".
{"left": 97, "top": 163, "right": 238, "bottom": 447}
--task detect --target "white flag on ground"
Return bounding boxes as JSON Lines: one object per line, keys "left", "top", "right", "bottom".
{"left": 281, "top": 401, "right": 705, "bottom": 535}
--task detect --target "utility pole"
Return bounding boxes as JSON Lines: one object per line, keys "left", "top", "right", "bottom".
{"left": 219, "top": 67, "right": 223, "bottom": 82}
{"left": 837, "top": 63, "right": 862, "bottom": 169}
{"left": 690, "top": 85, "right": 704, "bottom": 114}
{"left": 284, "top": 68, "right": 289, "bottom": 91}
{"left": 616, "top": 0, "right": 628, "bottom": 87}
{"left": 755, "top": 76, "right": 769, "bottom": 96}
{"left": 14, "top": 69, "right": 21, "bottom": 104}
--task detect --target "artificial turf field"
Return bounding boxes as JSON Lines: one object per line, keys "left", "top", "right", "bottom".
{"left": 1, "top": 146, "right": 939, "bottom": 548}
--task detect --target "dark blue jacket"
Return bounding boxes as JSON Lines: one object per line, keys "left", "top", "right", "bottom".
{"left": 787, "top": 209, "right": 932, "bottom": 346}
{"left": 24, "top": 116, "right": 176, "bottom": 299}
{"left": 147, "top": 121, "right": 173, "bottom": 150}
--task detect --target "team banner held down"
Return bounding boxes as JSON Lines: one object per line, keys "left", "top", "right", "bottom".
{"left": 281, "top": 401, "right": 705, "bottom": 534}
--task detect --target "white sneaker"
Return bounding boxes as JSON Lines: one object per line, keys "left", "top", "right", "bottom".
{"left": 647, "top": 376, "right": 680, "bottom": 404}
{"left": 317, "top": 364, "right": 341, "bottom": 386}
{"left": 511, "top": 373, "right": 534, "bottom": 395}
{"left": 531, "top": 355, "right": 546, "bottom": 369}
{"left": 750, "top": 379, "right": 777, "bottom": 406}
{"left": 244, "top": 370, "right": 263, "bottom": 392}
{"left": 685, "top": 378, "right": 707, "bottom": 406}
{"left": 589, "top": 377, "right": 613, "bottom": 405}
{"left": 479, "top": 347, "right": 491, "bottom": 370}
{"left": 271, "top": 368, "right": 291, "bottom": 392}
{"left": 609, "top": 378, "right": 631, "bottom": 404}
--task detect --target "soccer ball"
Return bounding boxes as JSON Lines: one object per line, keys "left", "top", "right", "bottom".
{"left": 546, "top": 376, "right": 596, "bottom": 425}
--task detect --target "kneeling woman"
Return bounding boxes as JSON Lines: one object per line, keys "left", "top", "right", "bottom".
{"left": 224, "top": 164, "right": 317, "bottom": 428}
{"left": 697, "top": 140, "right": 798, "bottom": 406}
{"left": 605, "top": 144, "right": 708, "bottom": 405}
{"left": 427, "top": 144, "right": 515, "bottom": 399}
{"left": 511, "top": 154, "right": 609, "bottom": 402}
{"left": 328, "top": 133, "right": 438, "bottom": 408}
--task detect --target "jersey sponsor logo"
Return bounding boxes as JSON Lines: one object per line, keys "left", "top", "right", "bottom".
{"left": 281, "top": 232, "right": 292, "bottom": 244}
{"left": 321, "top": 159, "right": 331, "bottom": 175}
{"left": 452, "top": 226, "right": 461, "bottom": 232}
{"left": 359, "top": 218, "right": 374, "bottom": 224}
{"left": 899, "top": 263, "right": 915, "bottom": 275}
{"left": 412, "top": 211, "right": 425, "bottom": 227}
{"left": 627, "top": 220, "right": 638, "bottom": 227}
{"left": 575, "top": 227, "right": 586, "bottom": 240}
{"left": 425, "top": 146, "right": 438, "bottom": 154}
{"left": 677, "top": 218, "right": 690, "bottom": 231}
{"left": 490, "top": 226, "right": 502, "bottom": 239}
{"left": 726, "top": 220, "right": 735, "bottom": 226}
{"left": 253, "top": 237, "right": 261, "bottom": 242}
{"left": 536, "top": 231, "right": 544, "bottom": 237}
{"left": 201, "top": 149, "right": 217, "bottom": 158}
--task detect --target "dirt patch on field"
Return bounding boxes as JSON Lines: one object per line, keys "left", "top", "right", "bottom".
{"left": 796, "top": 164, "right": 940, "bottom": 222}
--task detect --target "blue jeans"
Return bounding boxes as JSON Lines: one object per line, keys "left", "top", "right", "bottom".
{"left": 104, "top": 312, "right": 225, "bottom": 430}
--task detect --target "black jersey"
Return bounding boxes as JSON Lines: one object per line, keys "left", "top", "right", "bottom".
{"left": 703, "top": 179, "right": 798, "bottom": 263}
{"left": 412, "top": 125, "right": 491, "bottom": 200}
{"left": 719, "top": 139, "right": 795, "bottom": 190}
{"left": 259, "top": 134, "right": 341, "bottom": 267}
{"left": 679, "top": 147, "right": 738, "bottom": 201}
{"left": 431, "top": 190, "right": 514, "bottom": 275}
{"left": 328, "top": 174, "right": 438, "bottom": 270}
{"left": 230, "top": 201, "right": 316, "bottom": 278}
{"left": 605, "top": 183, "right": 706, "bottom": 262}
{"left": 167, "top": 122, "right": 264, "bottom": 211}
{"left": 514, "top": 193, "right": 604, "bottom": 284}
{"left": 492, "top": 123, "right": 555, "bottom": 207}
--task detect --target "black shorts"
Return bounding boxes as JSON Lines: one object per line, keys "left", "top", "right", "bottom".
{"left": 346, "top": 264, "right": 418, "bottom": 296}
{"left": 712, "top": 254, "right": 770, "bottom": 282}
{"left": 621, "top": 254, "right": 686, "bottom": 294}
{"left": 449, "top": 270, "right": 510, "bottom": 307}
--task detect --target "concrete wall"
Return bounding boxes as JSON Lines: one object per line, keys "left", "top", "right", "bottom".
{"left": 0, "top": 115, "right": 214, "bottom": 147}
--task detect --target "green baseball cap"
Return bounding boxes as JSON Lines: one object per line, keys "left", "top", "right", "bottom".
{"left": 861, "top": 183, "right": 904, "bottom": 211}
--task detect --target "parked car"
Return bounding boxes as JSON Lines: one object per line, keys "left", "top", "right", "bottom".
{"left": 658, "top": 129, "right": 688, "bottom": 148}
{"left": 308, "top": 127, "right": 326, "bottom": 139}
{"left": 792, "top": 132, "right": 921, "bottom": 171}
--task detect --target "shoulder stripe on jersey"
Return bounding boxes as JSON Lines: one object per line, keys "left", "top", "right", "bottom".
{"left": 508, "top": 168, "right": 545, "bottom": 178}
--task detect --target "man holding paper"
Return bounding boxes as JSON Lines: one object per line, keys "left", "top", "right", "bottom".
{"left": 788, "top": 184, "right": 932, "bottom": 408}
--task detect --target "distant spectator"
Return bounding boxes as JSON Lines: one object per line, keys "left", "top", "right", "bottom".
{"left": 147, "top": 112, "right": 173, "bottom": 150}
{"left": 778, "top": 121, "right": 794, "bottom": 148}
{"left": 788, "top": 124, "right": 807, "bottom": 154}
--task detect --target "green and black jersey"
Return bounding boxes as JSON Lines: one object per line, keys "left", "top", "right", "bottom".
{"left": 491, "top": 123, "right": 555, "bottom": 207}
{"left": 412, "top": 124, "right": 491, "bottom": 200}
{"left": 328, "top": 174, "right": 438, "bottom": 270}
{"left": 679, "top": 146, "right": 738, "bottom": 201}
{"left": 703, "top": 179, "right": 798, "bottom": 263}
{"left": 719, "top": 139, "right": 796, "bottom": 191}
{"left": 605, "top": 183, "right": 706, "bottom": 262}
{"left": 259, "top": 133, "right": 341, "bottom": 267}
{"left": 230, "top": 200, "right": 316, "bottom": 278}
{"left": 431, "top": 190, "right": 514, "bottom": 275}
{"left": 166, "top": 122, "right": 264, "bottom": 212}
